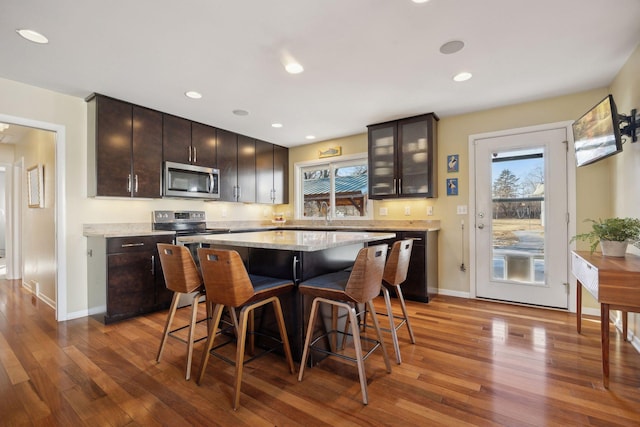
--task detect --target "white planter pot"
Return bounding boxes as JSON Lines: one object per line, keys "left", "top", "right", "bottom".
{"left": 600, "top": 240, "right": 628, "bottom": 257}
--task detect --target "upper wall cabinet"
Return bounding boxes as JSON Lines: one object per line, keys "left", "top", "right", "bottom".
{"left": 162, "top": 114, "right": 216, "bottom": 167}
{"left": 367, "top": 113, "right": 438, "bottom": 199}
{"left": 256, "top": 140, "right": 289, "bottom": 204}
{"left": 216, "top": 130, "right": 256, "bottom": 203}
{"left": 87, "top": 94, "right": 163, "bottom": 198}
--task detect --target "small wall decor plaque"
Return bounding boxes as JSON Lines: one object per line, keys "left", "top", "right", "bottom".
{"left": 319, "top": 146, "right": 342, "bottom": 158}
{"left": 27, "top": 164, "right": 44, "bottom": 208}
{"left": 446, "top": 178, "right": 458, "bottom": 196}
{"left": 447, "top": 154, "right": 459, "bottom": 173}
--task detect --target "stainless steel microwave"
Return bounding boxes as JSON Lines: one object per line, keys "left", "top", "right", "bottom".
{"left": 163, "top": 161, "right": 220, "bottom": 199}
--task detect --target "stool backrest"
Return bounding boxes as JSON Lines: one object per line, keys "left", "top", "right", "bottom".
{"left": 157, "top": 243, "right": 202, "bottom": 294}
{"left": 345, "top": 244, "right": 388, "bottom": 303}
{"left": 197, "top": 248, "right": 255, "bottom": 307}
{"left": 383, "top": 239, "right": 414, "bottom": 287}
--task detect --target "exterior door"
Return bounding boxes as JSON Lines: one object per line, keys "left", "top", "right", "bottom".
{"left": 473, "top": 127, "right": 569, "bottom": 308}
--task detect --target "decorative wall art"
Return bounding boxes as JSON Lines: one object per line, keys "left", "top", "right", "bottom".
{"left": 27, "top": 164, "right": 44, "bottom": 208}
{"left": 319, "top": 146, "right": 342, "bottom": 158}
{"left": 447, "top": 154, "right": 459, "bottom": 173}
{"left": 446, "top": 178, "right": 458, "bottom": 196}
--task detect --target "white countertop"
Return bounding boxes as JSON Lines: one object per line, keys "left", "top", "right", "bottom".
{"left": 177, "top": 230, "right": 396, "bottom": 252}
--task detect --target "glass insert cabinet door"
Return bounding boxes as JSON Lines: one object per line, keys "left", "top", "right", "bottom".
{"left": 368, "top": 124, "right": 397, "bottom": 197}
{"left": 367, "top": 113, "right": 438, "bottom": 199}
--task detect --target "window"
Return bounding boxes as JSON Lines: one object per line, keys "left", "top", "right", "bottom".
{"left": 295, "top": 154, "right": 371, "bottom": 220}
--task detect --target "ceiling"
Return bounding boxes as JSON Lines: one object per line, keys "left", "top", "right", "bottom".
{"left": 1, "top": 0, "right": 639, "bottom": 147}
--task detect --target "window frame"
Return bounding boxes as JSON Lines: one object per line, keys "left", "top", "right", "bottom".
{"left": 294, "top": 153, "right": 372, "bottom": 221}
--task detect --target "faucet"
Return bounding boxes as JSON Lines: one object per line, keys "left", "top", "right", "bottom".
{"left": 320, "top": 201, "right": 331, "bottom": 224}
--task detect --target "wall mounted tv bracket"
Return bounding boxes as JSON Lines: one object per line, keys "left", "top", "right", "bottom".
{"left": 619, "top": 108, "right": 638, "bottom": 142}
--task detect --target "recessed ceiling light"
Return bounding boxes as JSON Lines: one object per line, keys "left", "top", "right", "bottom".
{"left": 271, "top": 123, "right": 283, "bottom": 128}
{"left": 412, "top": 0, "right": 431, "bottom": 3}
{"left": 185, "top": 91, "right": 202, "bottom": 99}
{"left": 440, "top": 40, "right": 465, "bottom": 55}
{"left": 16, "top": 29, "right": 49, "bottom": 44}
{"left": 285, "top": 62, "right": 304, "bottom": 74}
{"left": 305, "top": 135, "right": 316, "bottom": 140}
{"left": 453, "top": 72, "right": 473, "bottom": 82}
{"left": 232, "top": 109, "right": 249, "bottom": 116}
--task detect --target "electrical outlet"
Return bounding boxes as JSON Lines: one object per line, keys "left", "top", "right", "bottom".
{"left": 427, "top": 206, "right": 434, "bottom": 216}
{"left": 404, "top": 206, "right": 411, "bottom": 216}
{"left": 221, "top": 208, "right": 228, "bottom": 218}
{"left": 457, "top": 205, "right": 468, "bottom": 215}
{"left": 379, "top": 207, "right": 388, "bottom": 216}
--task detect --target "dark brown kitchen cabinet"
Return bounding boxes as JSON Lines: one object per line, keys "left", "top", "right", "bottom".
{"left": 191, "top": 122, "right": 217, "bottom": 167}
{"left": 366, "top": 230, "right": 438, "bottom": 302}
{"left": 87, "top": 94, "right": 162, "bottom": 198}
{"left": 217, "top": 130, "right": 256, "bottom": 202}
{"left": 368, "top": 113, "right": 438, "bottom": 199}
{"left": 163, "top": 115, "right": 217, "bottom": 167}
{"left": 217, "top": 128, "right": 239, "bottom": 201}
{"left": 87, "top": 234, "right": 173, "bottom": 324}
{"left": 256, "top": 140, "right": 289, "bottom": 204}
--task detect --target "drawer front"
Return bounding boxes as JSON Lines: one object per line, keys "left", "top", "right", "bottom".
{"left": 107, "top": 235, "right": 173, "bottom": 254}
{"left": 572, "top": 252, "right": 598, "bottom": 299}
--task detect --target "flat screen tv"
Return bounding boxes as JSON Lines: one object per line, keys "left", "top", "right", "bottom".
{"left": 572, "top": 95, "right": 623, "bottom": 167}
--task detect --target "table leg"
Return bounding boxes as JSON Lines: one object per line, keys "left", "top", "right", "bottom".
{"left": 622, "top": 311, "right": 628, "bottom": 342}
{"left": 576, "top": 280, "right": 582, "bottom": 334}
{"left": 601, "top": 303, "right": 609, "bottom": 389}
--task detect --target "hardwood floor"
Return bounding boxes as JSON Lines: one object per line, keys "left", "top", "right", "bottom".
{"left": 2, "top": 278, "right": 640, "bottom": 426}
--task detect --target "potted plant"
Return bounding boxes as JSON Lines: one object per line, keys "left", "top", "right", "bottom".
{"left": 571, "top": 217, "right": 640, "bottom": 256}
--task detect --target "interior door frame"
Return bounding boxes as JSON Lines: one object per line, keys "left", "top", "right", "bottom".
{"left": 0, "top": 113, "right": 66, "bottom": 321}
{"left": 468, "top": 121, "right": 577, "bottom": 312}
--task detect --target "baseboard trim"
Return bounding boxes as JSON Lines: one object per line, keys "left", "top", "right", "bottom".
{"left": 437, "top": 289, "right": 471, "bottom": 299}
{"left": 21, "top": 280, "right": 56, "bottom": 311}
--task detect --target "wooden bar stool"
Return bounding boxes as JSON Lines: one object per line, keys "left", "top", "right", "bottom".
{"left": 156, "top": 243, "right": 211, "bottom": 380}
{"left": 297, "top": 244, "right": 391, "bottom": 405}
{"left": 379, "top": 239, "right": 416, "bottom": 364}
{"left": 195, "top": 247, "right": 295, "bottom": 410}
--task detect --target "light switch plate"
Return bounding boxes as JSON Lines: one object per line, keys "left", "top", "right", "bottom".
{"left": 404, "top": 206, "right": 411, "bottom": 216}
{"left": 457, "top": 205, "right": 468, "bottom": 215}
{"left": 427, "top": 206, "right": 434, "bottom": 216}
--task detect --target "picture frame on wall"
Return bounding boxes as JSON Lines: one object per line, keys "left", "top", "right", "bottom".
{"left": 27, "top": 164, "right": 44, "bottom": 208}
{"left": 446, "top": 178, "right": 458, "bottom": 196}
{"left": 447, "top": 154, "right": 459, "bottom": 173}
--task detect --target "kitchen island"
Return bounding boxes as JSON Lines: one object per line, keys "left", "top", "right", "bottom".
{"left": 178, "top": 230, "right": 395, "bottom": 361}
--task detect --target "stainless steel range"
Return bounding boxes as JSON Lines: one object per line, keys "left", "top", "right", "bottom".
{"left": 152, "top": 210, "right": 230, "bottom": 236}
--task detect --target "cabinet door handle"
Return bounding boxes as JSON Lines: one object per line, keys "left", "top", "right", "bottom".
{"left": 121, "top": 242, "right": 145, "bottom": 248}
{"left": 193, "top": 146, "right": 197, "bottom": 163}
{"left": 151, "top": 255, "right": 155, "bottom": 275}
{"left": 134, "top": 175, "right": 139, "bottom": 193}
{"left": 398, "top": 178, "right": 402, "bottom": 194}
{"left": 188, "top": 146, "right": 192, "bottom": 163}
{"left": 292, "top": 255, "right": 299, "bottom": 283}
{"left": 237, "top": 185, "right": 241, "bottom": 201}
{"left": 393, "top": 178, "right": 397, "bottom": 194}
{"left": 127, "top": 174, "right": 132, "bottom": 192}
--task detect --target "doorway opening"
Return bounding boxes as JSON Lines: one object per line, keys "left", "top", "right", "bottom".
{"left": 0, "top": 114, "right": 66, "bottom": 320}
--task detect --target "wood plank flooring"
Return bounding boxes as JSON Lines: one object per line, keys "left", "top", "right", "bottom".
{"left": 2, "top": 278, "right": 640, "bottom": 426}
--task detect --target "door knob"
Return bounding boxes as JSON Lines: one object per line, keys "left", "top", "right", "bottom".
{"left": 478, "top": 223, "right": 485, "bottom": 229}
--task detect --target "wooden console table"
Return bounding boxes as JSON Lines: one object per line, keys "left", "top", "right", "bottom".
{"left": 571, "top": 250, "right": 640, "bottom": 388}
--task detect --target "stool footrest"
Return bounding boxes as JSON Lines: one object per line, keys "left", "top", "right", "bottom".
{"left": 308, "top": 329, "right": 382, "bottom": 364}
{"left": 207, "top": 330, "right": 287, "bottom": 367}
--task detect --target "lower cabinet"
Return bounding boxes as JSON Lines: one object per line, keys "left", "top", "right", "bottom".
{"left": 368, "top": 230, "right": 439, "bottom": 302}
{"left": 87, "top": 234, "right": 173, "bottom": 324}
